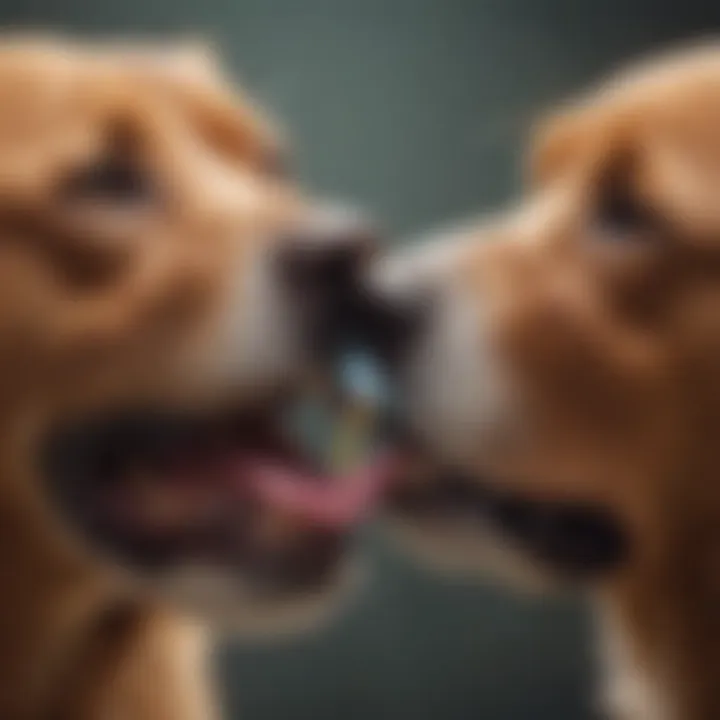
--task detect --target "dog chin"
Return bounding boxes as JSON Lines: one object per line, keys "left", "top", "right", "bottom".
{"left": 121, "top": 554, "right": 368, "bottom": 637}
{"left": 383, "top": 514, "right": 552, "bottom": 593}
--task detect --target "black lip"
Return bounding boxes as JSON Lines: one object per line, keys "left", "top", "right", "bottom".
{"left": 482, "top": 486, "right": 629, "bottom": 578}
{"left": 390, "top": 469, "right": 629, "bottom": 579}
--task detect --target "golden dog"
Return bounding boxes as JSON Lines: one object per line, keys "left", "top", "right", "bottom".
{"left": 0, "top": 36, "right": 390, "bottom": 719}
{"left": 367, "top": 46, "right": 720, "bottom": 720}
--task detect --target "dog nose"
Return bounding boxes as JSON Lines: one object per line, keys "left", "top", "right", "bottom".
{"left": 278, "top": 208, "right": 375, "bottom": 294}
{"left": 276, "top": 206, "right": 380, "bottom": 358}
{"left": 348, "top": 282, "right": 428, "bottom": 368}
{"left": 353, "top": 253, "right": 431, "bottom": 367}
{"left": 276, "top": 207, "right": 428, "bottom": 364}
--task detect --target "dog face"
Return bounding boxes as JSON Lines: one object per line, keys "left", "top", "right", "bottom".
{"left": 0, "top": 37, "right": 387, "bottom": 633}
{"left": 369, "top": 47, "right": 720, "bottom": 585}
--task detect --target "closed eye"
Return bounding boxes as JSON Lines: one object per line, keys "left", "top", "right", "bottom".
{"left": 60, "top": 156, "right": 157, "bottom": 206}
{"left": 58, "top": 118, "right": 159, "bottom": 207}
{"left": 592, "top": 155, "right": 663, "bottom": 244}
{"left": 595, "top": 185, "right": 659, "bottom": 241}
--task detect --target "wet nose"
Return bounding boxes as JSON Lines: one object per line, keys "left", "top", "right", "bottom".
{"left": 276, "top": 206, "right": 380, "bottom": 359}
{"left": 278, "top": 207, "right": 375, "bottom": 295}
{"left": 276, "top": 207, "right": 429, "bottom": 364}
{"left": 354, "top": 251, "right": 432, "bottom": 368}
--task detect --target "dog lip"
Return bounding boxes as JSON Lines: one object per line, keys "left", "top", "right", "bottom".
{"left": 388, "top": 461, "right": 629, "bottom": 578}
{"left": 483, "top": 488, "right": 629, "bottom": 578}
{"left": 39, "top": 402, "right": 386, "bottom": 586}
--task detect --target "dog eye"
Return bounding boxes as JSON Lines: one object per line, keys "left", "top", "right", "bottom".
{"left": 595, "top": 187, "right": 655, "bottom": 241}
{"left": 60, "top": 157, "right": 157, "bottom": 206}
{"left": 592, "top": 156, "right": 661, "bottom": 244}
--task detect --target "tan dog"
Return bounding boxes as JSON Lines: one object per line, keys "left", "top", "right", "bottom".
{"left": 366, "top": 46, "right": 720, "bottom": 720}
{"left": 0, "top": 36, "right": 390, "bottom": 719}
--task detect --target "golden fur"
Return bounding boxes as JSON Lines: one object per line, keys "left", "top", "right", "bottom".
{"left": 375, "top": 45, "right": 720, "bottom": 720}
{"left": 0, "top": 36, "right": 342, "bottom": 719}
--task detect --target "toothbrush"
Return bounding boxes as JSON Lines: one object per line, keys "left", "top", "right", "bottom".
{"left": 330, "top": 350, "right": 388, "bottom": 474}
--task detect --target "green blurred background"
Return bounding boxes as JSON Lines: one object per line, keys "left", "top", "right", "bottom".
{"left": 7, "top": 1, "right": 720, "bottom": 717}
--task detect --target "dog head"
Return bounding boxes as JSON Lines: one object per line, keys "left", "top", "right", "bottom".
{"left": 367, "top": 46, "right": 720, "bottom": 587}
{"left": 0, "top": 36, "right": 388, "bottom": 634}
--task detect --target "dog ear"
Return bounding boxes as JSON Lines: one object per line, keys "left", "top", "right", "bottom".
{"left": 104, "top": 40, "right": 284, "bottom": 172}
{"left": 528, "top": 104, "right": 601, "bottom": 189}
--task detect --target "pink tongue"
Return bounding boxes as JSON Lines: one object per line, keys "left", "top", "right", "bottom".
{"left": 238, "top": 454, "right": 397, "bottom": 529}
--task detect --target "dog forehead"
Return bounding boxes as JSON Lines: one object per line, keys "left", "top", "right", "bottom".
{"left": 99, "top": 39, "right": 222, "bottom": 83}
{"left": 0, "top": 35, "right": 222, "bottom": 83}
{"left": 0, "top": 37, "right": 271, "bottom": 127}
{"left": 0, "top": 37, "right": 283, "bottom": 192}
{"left": 529, "top": 53, "right": 720, "bottom": 243}
{"left": 532, "top": 48, "right": 720, "bottom": 172}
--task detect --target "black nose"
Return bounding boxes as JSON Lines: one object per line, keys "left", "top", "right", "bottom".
{"left": 278, "top": 219, "right": 375, "bottom": 295}
{"left": 277, "top": 212, "right": 428, "bottom": 364}
{"left": 276, "top": 210, "right": 377, "bottom": 358}
{"left": 342, "top": 284, "right": 428, "bottom": 368}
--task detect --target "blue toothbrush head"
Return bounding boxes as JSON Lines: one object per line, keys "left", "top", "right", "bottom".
{"left": 336, "top": 348, "right": 390, "bottom": 407}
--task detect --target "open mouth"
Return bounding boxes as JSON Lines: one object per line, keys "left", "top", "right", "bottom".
{"left": 388, "top": 460, "right": 629, "bottom": 579}
{"left": 42, "top": 399, "right": 394, "bottom": 595}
